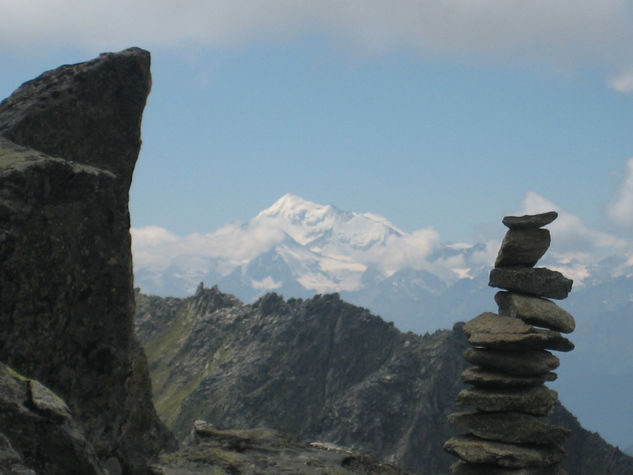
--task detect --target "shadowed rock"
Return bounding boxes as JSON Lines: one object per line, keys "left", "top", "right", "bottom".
{"left": 495, "top": 292, "right": 575, "bottom": 333}
{"left": 0, "top": 363, "right": 104, "bottom": 474}
{"left": 495, "top": 228, "right": 551, "bottom": 268}
{"left": 502, "top": 212, "right": 558, "bottom": 230}
{"left": 456, "top": 386, "right": 558, "bottom": 416}
{"left": 451, "top": 461, "right": 568, "bottom": 474}
{"left": 449, "top": 412, "right": 571, "bottom": 446}
{"left": 461, "top": 367, "right": 557, "bottom": 388}
{"left": 0, "top": 49, "right": 174, "bottom": 473}
{"left": 463, "top": 312, "right": 574, "bottom": 352}
{"left": 443, "top": 434, "right": 564, "bottom": 468}
{"left": 489, "top": 268, "right": 573, "bottom": 300}
{"left": 463, "top": 347, "right": 560, "bottom": 376}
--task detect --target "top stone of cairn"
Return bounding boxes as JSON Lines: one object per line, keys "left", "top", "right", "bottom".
{"left": 503, "top": 211, "right": 558, "bottom": 230}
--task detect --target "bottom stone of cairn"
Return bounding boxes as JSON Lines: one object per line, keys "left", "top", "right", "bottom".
{"left": 444, "top": 434, "right": 565, "bottom": 468}
{"left": 450, "top": 460, "right": 569, "bottom": 475}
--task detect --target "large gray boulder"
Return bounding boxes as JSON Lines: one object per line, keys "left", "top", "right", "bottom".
{"left": 0, "top": 49, "right": 175, "bottom": 473}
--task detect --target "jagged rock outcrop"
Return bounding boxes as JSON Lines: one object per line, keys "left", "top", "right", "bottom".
{"left": 0, "top": 48, "right": 174, "bottom": 473}
{"left": 445, "top": 212, "right": 575, "bottom": 473}
{"left": 135, "top": 286, "right": 633, "bottom": 474}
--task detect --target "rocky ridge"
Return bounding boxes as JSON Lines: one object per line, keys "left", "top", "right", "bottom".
{"left": 0, "top": 48, "right": 174, "bottom": 473}
{"left": 150, "top": 420, "right": 408, "bottom": 475}
{"left": 135, "top": 285, "right": 633, "bottom": 474}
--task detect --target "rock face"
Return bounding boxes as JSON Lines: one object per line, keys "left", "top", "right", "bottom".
{"left": 445, "top": 212, "right": 576, "bottom": 473}
{"left": 135, "top": 286, "right": 633, "bottom": 474}
{"left": 0, "top": 49, "right": 174, "bottom": 473}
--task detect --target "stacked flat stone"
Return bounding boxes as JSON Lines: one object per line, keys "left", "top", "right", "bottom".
{"left": 444, "top": 212, "right": 576, "bottom": 475}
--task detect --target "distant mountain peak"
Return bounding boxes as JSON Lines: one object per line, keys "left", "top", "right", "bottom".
{"left": 257, "top": 193, "right": 338, "bottom": 224}
{"left": 255, "top": 193, "right": 405, "bottom": 245}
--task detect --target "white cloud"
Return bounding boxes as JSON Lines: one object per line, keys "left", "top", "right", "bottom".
{"left": 607, "top": 157, "right": 633, "bottom": 227}
{"left": 251, "top": 277, "right": 283, "bottom": 290}
{"left": 518, "top": 191, "right": 627, "bottom": 251}
{"left": 132, "top": 225, "right": 176, "bottom": 246}
{"left": 3, "top": 0, "right": 633, "bottom": 88}
{"left": 131, "top": 222, "right": 287, "bottom": 272}
{"left": 359, "top": 228, "right": 441, "bottom": 274}
{"left": 132, "top": 191, "right": 633, "bottom": 294}
{"left": 608, "top": 73, "right": 633, "bottom": 93}
{"left": 513, "top": 191, "right": 633, "bottom": 284}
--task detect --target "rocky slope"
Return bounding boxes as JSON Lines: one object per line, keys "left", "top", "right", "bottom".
{"left": 135, "top": 285, "right": 633, "bottom": 474}
{"left": 150, "top": 421, "right": 409, "bottom": 475}
{"left": 0, "top": 48, "right": 174, "bottom": 473}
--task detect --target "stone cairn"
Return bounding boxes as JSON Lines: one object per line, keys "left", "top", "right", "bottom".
{"left": 444, "top": 211, "right": 576, "bottom": 475}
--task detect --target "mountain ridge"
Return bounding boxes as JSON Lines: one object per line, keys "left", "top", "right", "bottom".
{"left": 135, "top": 285, "right": 633, "bottom": 475}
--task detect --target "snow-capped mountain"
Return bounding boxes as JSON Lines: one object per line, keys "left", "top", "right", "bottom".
{"left": 132, "top": 192, "right": 631, "bottom": 333}
{"left": 132, "top": 193, "right": 497, "bottom": 323}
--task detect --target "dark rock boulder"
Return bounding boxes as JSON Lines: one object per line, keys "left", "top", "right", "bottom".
{"left": 448, "top": 411, "right": 570, "bottom": 446}
{"left": 494, "top": 228, "right": 551, "bottom": 267}
{"left": 456, "top": 386, "right": 558, "bottom": 417}
{"left": 0, "top": 49, "right": 174, "bottom": 473}
{"left": 502, "top": 212, "right": 558, "bottom": 229}
{"left": 461, "top": 367, "right": 557, "bottom": 388}
{"left": 0, "top": 362, "right": 104, "bottom": 474}
{"left": 451, "top": 460, "right": 568, "bottom": 474}
{"left": 495, "top": 292, "right": 575, "bottom": 333}
{"left": 463, "top": 347, "right": 560, "bottom": 376}
{"left": 463, "top": 312, "right": 574, "bottom": 352}
{"left": 443, "top": 434, "right": 565, "bottom": 468}
{"left": 489, "top": 268, "right": 573, "bottom": 299}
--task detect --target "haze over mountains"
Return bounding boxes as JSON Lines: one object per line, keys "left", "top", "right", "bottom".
{"left": 132, "top": 193, "right": 633, "bottom": 450}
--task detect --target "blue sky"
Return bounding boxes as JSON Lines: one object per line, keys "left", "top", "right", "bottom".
{"left": 2, "top": 1, "right": 633, "bottom": 245}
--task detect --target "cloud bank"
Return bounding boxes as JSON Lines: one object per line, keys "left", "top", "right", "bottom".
{"left": 607, "top": 157, "right": 633, "bottom": 228}
{"left": 3, "top": 1, "right": 633, "bottom": 90}
{"left": 133, "top": 189, "right": 633, "bottom": 295}
{"left": 516, "top": 191, "right": 632, "bottom": 284}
